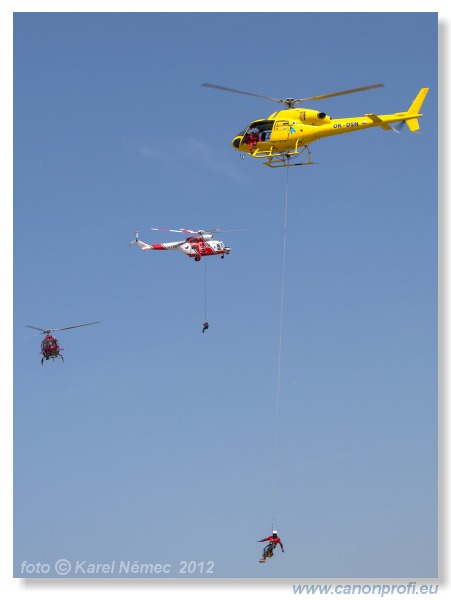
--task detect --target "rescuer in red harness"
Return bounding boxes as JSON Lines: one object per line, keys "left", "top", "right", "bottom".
{"left": 246, "top": 130, "right": 260, "bottom": 152}
{"left": 258, "top": 530, "right": 284, "bottom": 563}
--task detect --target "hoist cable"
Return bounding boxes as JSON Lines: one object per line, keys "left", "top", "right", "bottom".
{"left": 272, "top": 162, "right": 290, "bottom": 531}
{"left": 204, "top": 259, "right": 207, "bottom": 322}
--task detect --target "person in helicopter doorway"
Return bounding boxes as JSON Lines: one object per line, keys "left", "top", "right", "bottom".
{"left": 258, "top": 530, "right": 284, "bottom": 563}
{"left": 246, "top": 129, "right": 260, "bottom": 152}
{"left": 202, "top": 321, "right": 209, "bottom": 333}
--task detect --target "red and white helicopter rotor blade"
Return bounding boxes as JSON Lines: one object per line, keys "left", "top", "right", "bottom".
{"left": 151, "top": 227, "right": 197, "bottom": 234}
{"left": 151, "top": 227, "right": 231, "bottom": 235}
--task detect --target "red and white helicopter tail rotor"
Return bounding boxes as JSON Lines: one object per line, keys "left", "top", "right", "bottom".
{"left": 128, "top": 230, "right": 140, "bottom": 247}
{"left": 128, "top": 230, "right": 155, "bottom": 250}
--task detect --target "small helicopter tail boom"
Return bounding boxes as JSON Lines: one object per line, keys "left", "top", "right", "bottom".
{"left": 128, "top": 231, "right": 186, "bottom": 251}
{"left": 405, "top": 87, "right": 429, "bottom": 132}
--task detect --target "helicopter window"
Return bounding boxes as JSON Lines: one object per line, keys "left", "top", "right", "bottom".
{"left": 247, "top": 120, "right": 274, "bottom": 141}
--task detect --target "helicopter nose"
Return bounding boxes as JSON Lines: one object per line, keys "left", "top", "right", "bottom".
{"left": 232, "top": 136, "right": 242, "bottom": 149}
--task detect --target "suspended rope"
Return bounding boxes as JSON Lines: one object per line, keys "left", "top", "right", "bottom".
{"left": 204, "top": 259, "right": 207, "bottom": 322}
{"left": 202, "top": 259, "right": 209, "bottom": 333}
{"left": 272, "top": 162, "right": 290, "bottom": 531}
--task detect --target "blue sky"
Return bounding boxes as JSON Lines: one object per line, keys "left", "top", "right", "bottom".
{"left": 4, "top": 3, "right": 443, "bottom": 596}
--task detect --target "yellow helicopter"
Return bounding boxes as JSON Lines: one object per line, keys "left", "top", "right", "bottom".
{"left": 202, "top": 83, "right": 429, "bottom": 168}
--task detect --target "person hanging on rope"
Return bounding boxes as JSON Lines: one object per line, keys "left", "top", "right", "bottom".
{"left": 258, "top": 530, "right": 284, "bottom": 563}
{"left": 202, "top": 321, "right": 209, "bottom": 333}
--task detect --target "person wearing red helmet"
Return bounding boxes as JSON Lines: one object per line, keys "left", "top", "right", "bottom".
{"left": 258, "top": 530, "right": 284, "bottom": 563}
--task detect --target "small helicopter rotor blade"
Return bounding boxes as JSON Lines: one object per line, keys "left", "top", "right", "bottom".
{"left": 26, "top": 325, "right": 50, "bottom": 333}
{"left": 299, "top": 83, "right": 384, "bottom": 104}
{"left": 22, "top": 331, "right": 47, "bottom": 339}
{"left": 202, "top": 83, "right": 281, "bottom": 104}
{"left": 51, "top": 321, "right": 100, "bottom": 333}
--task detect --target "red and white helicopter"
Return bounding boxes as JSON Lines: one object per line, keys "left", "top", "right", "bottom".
{"left": 26, "top": 322, "right": 100, "bottom": 365}
{"left": 129, "top": 228, "right": 232, "bottom": 261}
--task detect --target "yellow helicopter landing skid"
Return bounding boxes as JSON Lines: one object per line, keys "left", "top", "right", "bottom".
{"left": 251, "top": 142, "right": 316, "bottom": 168}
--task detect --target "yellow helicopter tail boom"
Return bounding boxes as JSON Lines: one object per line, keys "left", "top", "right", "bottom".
{"left": 405, "top": 87, "right": 429, "bottom": 132}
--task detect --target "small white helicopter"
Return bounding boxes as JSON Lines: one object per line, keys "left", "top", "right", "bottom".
{"left": 129, "top": 228, "right": 232, "bottom": 261}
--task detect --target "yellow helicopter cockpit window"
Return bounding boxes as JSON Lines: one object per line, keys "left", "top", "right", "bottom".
{"left": 246, "top": 120, "right": 274, "bottom": 141}
{"left": 233, "top": 120, "right": 274, "bottom": 149}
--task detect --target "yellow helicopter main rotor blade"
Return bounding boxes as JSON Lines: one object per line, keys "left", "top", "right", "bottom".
{"left": 300, "top": 83, "right": 384, "bottom": 103}
{"left": 202, "top": 82, "right": 385, "bottom": 108}
{"left": 201, "top": 82, "right": 281, "bottom": 104}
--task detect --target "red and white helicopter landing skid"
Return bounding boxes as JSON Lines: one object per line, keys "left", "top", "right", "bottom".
{"left": 129, "top": 228, "right": 232, "bottom": 261}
